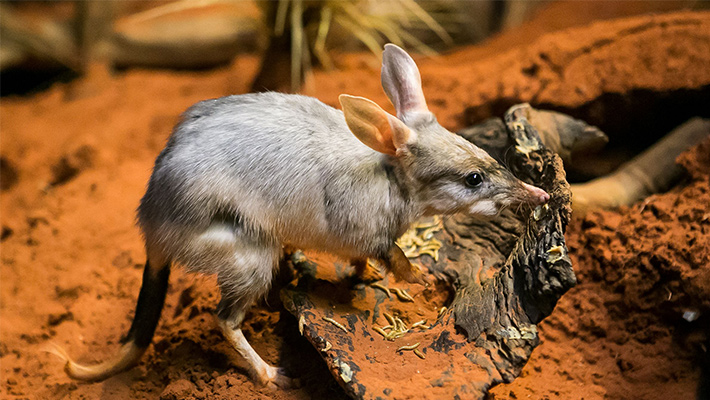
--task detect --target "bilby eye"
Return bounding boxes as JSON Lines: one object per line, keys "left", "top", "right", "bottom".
{"left": 465, "top": 173, "right": 483, "bottom": 188}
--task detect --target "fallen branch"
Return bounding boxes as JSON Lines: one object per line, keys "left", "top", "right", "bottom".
{"left": 458, "top": 104, "right": 608, "bottom": 167}
{"left": 571, "top": 118, "right": 710, "bottom": 213}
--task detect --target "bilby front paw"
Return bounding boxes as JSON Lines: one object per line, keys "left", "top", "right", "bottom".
{"left": 393, "top": 264, "right": 428, "bottom": 285}
{"left": 353, "top": 259, "right": 384, "bottom": 283}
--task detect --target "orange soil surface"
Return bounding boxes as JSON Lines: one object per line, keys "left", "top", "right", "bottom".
{"left": 2, "top": 8, "right": 709, "bottom": 400}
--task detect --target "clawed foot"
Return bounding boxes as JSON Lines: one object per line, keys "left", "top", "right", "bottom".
{"left": 386, "top": 245, "right": 430, "bottom": 286}
{"left": 352, "top": 259, "right": 384, "bottom": 283}
{"left": 256, "top": 365, "right": 300, "bottom": 390}
{"left": 392, "top": 264, "right": 428, "bottom": 285}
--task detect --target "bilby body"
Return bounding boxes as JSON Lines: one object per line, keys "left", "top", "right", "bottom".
{"left": 56, "top": 44, "right": 548, "bottom": 388}
{"left": 141, "top": 92, "right": 418, "bottom": 271}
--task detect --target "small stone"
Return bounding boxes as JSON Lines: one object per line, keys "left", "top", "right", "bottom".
{"left": 683, "top": 310, "right": 699, "bottom": 322}
{"left": 160, "top": 379, "right": 197, "bottom": 400}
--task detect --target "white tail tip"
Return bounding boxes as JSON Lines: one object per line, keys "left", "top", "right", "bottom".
{"left": 43, "top": 341, "right": 145, "bottom": 382}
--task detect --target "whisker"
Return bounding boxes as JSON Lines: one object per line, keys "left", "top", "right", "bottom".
{"left": 500, "top": 146, "right": 514, "bottom": 170}
{"left": 440, "top": 214, "right": 453, "bottom": 226}
{"left": 495, "top": 203, "right": 508, "bottom": 218}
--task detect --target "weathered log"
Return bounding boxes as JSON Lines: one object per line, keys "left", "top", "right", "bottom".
{"left": 281, "top": 104, "right": 574, "bottom": 399}
{"left": 458, "top": 104, "right": 608, "bottom": 166}
{"left": 110, "top": 2, "right": 265, "bottom": 69}
{"left": 571, "top": 118, "right": 710, "bottom": 213}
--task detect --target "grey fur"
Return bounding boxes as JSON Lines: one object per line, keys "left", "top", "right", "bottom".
{"left": 139, "top": 93, "right": 416, "bottom": 269}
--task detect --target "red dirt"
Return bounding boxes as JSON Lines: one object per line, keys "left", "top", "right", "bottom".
{"left": 2, "top": 8, "right": 709, "bottom": 400}
{"left": 281, "top": 251, "right": 460, "bottom": 400}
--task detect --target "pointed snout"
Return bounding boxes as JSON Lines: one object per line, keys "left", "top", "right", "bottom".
{"left": 522, "top": 182, "right": 550, "bottom": 205}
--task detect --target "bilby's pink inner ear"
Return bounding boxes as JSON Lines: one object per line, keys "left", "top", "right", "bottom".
{"left": 339, "top": 94, "right": 413, "bottom": 156}
{"left": 381, "top": 44, "right": 430, "bottom": 120}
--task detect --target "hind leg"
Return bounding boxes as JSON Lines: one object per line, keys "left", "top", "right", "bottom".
{"left": 214, "top": 240, "right": 295, "bottom": 389}
{"left": 217, "top": 307, "right": 294, "bottom": 389}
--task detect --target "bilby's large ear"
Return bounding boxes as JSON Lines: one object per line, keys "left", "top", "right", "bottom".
{"left": 339, "top": 94, "right": 414, "bottom": 156}
{"left": 381, "top": 44, "right": 429, "bottom": 121}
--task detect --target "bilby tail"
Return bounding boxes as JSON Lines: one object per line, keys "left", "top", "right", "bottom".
{"left": 47, "top": 260, "right": 170, "bottom": 381}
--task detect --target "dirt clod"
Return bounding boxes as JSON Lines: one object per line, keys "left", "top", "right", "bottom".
{"left": 0, "top": 156, "right": 19, "bottom": 191}
{"left": 49, "top": 145, "right": 96, "bottom": 187}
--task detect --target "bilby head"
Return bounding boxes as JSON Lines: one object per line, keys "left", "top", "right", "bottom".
{"left": 339, "top": 44, "right": 549, "bottom": 217}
